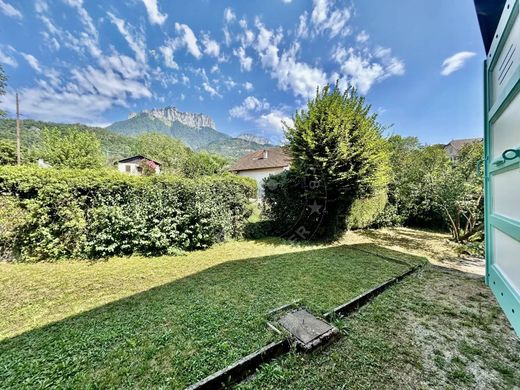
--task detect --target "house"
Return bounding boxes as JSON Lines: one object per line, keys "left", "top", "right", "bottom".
{"left": 116, "top": 155, "right": 161, "bottom": 175}
{"left": 229, "top": 147, "right": 291, "bottom": 199}
{"left": 444, "top": 138, "right": 482, "bottom": 160}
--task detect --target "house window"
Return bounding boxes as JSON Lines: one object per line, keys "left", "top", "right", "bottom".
{"left": 137, "top": 166, "right": 143, "bottom": 173}
{"left": 125, "top": 165, "right": 131, "bottom": 172}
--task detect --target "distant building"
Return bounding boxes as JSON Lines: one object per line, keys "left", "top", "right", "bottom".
{"left": 444, "top": 138, "right": 483, "bottom": 160}
{"left": 117, "top": 155, "right": 161, "bottom": 175}
{"left": 229, "top": 147, "right": 291, "bottom": 199}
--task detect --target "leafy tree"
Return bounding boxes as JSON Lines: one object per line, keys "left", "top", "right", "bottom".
{"left": 436, "top": 142, "right": 484, "bottom": 242}
{"left": 38, "top": 127, "right": 105, "bottom": 169}
{"left": 381, "top": 135, "right": 450, "bottom": 228}
{"left": 132, "top": 133, "right": 190, "bottom": 174}
{"left": 0, "top": 139, "right": 16, "bottom": 165}
{"left": 0, "top": 64, "right": 6, "bottom": 117}
{"left": 266, "top": 84, "right": 390, "bottom": 239}
{"left": 183, "top": 151, "right": 228, "bottom": 178}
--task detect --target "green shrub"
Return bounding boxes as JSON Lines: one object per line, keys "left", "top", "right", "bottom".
{"left": 347, "top": 191, "right": 388, "bottom": 230}
{"left": 0, "top": 195, "right": 28, "bottom": 260}
{"left": 265, "top": 85, "right": 390, "bottom": 239}
{"left": 0, "top": 167, "right": 255, "bottom": 261}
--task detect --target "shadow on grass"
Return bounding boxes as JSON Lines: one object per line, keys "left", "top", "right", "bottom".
{"left": 0, "top": 244, "right": 424, "bottom": 389}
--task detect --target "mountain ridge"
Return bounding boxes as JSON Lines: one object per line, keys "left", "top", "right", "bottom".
{"left": 107, "top": 107, "right": 276, "bottom": 158}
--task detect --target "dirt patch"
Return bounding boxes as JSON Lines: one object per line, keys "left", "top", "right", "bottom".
{"left": 344, "top": 227, "right": 485, "bottom": 275}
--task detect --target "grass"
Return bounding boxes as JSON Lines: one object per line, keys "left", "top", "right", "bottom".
{"left": 0, "top": 238, "right": 423, "bottom": 389}
{"left": 238, "top": 266, "right": 520, "bottom": 389}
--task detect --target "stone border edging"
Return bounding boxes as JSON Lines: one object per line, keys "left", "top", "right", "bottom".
{"left": 186, "top": 340, "right": 291, "bottom": 390}
{"left": 186, "top": 258, "right": 425, "bottom": 390}
{"left": 324, "top": 264, "right": 423, "bottom": 320}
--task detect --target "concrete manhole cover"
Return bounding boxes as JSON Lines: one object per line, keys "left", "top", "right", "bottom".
{"left": 277, "top": 309, "right": 338, "bottom": 351}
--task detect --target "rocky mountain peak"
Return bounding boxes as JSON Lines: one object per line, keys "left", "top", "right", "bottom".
{"left": 237, "top": 133, "right": 270, "bottom": 145}
{"left": 129, "top": 106, "right": 216, "bottom": 129}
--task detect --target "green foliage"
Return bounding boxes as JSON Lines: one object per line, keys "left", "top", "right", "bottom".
{"left": 0, "top": 139, "right": 16, "bottom": 165}
{"left": 347, "top": 191, "right": 388, "bottom": 229}
{"left": 131, "top": 132, "right": 190, "bottom": 174}
{"left": 383, "top": 135, "right": 451, "bottom": 228}
{"left": 436, "top": 142, "right": 484, "bottom": 242}
{"left": 0, "top": 166, "right": 256, "bottom": 261}
{"left": 0, "top": 118, "right": 137, "bottom": 162}
{"left": 0, "top": 195, "right": 28, "bottom": 260}
{"left": 0, "top": 64, "right": 6, "bottom": 118}
{"left": 265, "top": 85, "right": 390, "bottom": 239}
{"left": 37, "top": 127, "right": 105, "bottom": 169}
{"left": 383, "top": 135, "right": 484, "bottom": 242}
{"left": 182, "top": 151, "right": 228, "bottom": 178}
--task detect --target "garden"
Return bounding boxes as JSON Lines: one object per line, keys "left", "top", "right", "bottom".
{"left": 0, "top": 81, "right": 518, "bottom": 389}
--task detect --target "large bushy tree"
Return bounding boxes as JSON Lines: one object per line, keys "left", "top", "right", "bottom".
{"left": 265, "top": 84, "right": 390, "bottom": 239}
{"left": 384, "top": 135, "right": 451, "bottom": 227}
{"left": 38, "top": 127, "right": 105, "bottom": 169}
{"left": 183, "top": 151, "right": 228, "bottom": 178}
{"left": 436, "top": 142, "right": 484, "bottom": 242}
{"left": 132, "top": 133, "right": 190, "bottom": 174}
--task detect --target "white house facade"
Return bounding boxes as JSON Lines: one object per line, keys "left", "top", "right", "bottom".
{"left": 230, "top": 148, "right": 291, "bottom": 199}
{"left": 116, "top": 156, "right": 161, "bottom": 176}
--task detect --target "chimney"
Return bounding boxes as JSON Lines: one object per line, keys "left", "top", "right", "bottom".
{"left": 263, "top": 149, "right": 268, "bottom": 159}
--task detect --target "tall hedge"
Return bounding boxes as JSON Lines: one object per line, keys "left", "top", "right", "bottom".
{"left": 264, "top": 85, "right": 390, "bottom": 239}
{"left": 0, "top": 167, "right": 255, "bottom": 261}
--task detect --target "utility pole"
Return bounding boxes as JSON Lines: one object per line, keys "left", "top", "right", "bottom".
{"left": 16, "top": 92, "right": 20, "bottom": 165}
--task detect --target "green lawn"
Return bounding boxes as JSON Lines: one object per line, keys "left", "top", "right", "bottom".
{"left": 0, "top": 239, "right": 423, "bottom": 389}
{"left": 239, "top": 265, "right": 520, "bottom": 389}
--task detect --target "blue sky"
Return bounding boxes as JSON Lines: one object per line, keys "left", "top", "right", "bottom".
{"left": 0, "top": 0, "right": 485, "bottom": 144}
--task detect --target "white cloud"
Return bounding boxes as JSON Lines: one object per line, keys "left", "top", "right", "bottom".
{"left": 175, "top": 22, "right": 202, "bottom": 59}
{"left": 224, "top": 7, "right": 236, "bottom": 23}
{"left": 234, "top": 47, "right": 253, "bottom": 72}
{"left": 229, "top": 96, "right": 270, "bottom": 119}
{"left": 254, "top": 20, "right": 283, "bottom": 68}
{"left": 21, "top": 53, "right": 42, "bottom": 73}
{"left": 203, "top": 82, "right": 221, "bottom": 98}
{"left": 310, "top": 0, "right": 350, "bottom": 38}
{"left": 141, "top": 0, "right": 167, "bottom": 25}
{"left": 356, "top": 30, "right": 369, "bottom": 43}
{"left": 0, "top": 43, "right": 151, "bottom": 122}
{"left": 108, "top": 12, "right": 146, "bottom": 64}
{"left": 296, "top": 12, "right": 309, "bottom": 39}
{"left": 258, "top": 110, "right": 293, "bottom": 133}
{"left": 333, "top": 46, "right": 405, "bottom": 94}
{"left": 0, "top": 0, "right": 22, "bottom": 19}
{"left": 441, "top": 51, "right": 476, "bottom": 76}
{"left": 0, "top": 45, "right": 17, "bottom": 67}
{"left": 159, "top": 41, "right": 178, "bottom": 69}
{"left": 274, "top": 49, "right": 328, "bottom": 98}
{"left": 243, "top": 81, "right": 253, "bottom": 91}
{"left": 63, "top": 0, "right": 97, "bottom": 39}
{"left": 34, "top": 0, "right": 47, "bottom": 14}
{"left": 202, "top": 33, "right": 220, "bottom": 57}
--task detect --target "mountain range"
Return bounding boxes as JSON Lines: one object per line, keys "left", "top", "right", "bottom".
{"left": 107, "top": 107, "right": 274, "bottom": 157}
{"left": 0, "top": 107, "right": 275, "bottom": 160}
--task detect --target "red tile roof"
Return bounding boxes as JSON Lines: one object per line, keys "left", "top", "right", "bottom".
{"left": 229, "top": 147, "right": 291, "bottom": 171}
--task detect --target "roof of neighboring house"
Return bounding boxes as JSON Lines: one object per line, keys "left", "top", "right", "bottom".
{"left": 229, "top": 147, "right": 291, "bottom": 172}
{"left": 445, "top": 138, "right": 483, "bottom": 151}
{"left": 116, "top": 155, "right": 161, "bottom": 166}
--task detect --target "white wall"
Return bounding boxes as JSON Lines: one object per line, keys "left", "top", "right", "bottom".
{"left": 237, "top": 167, "right": 288, "bottom": 198}
{"left": 117, "top": 162, "right": 161, "bottom": 175}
